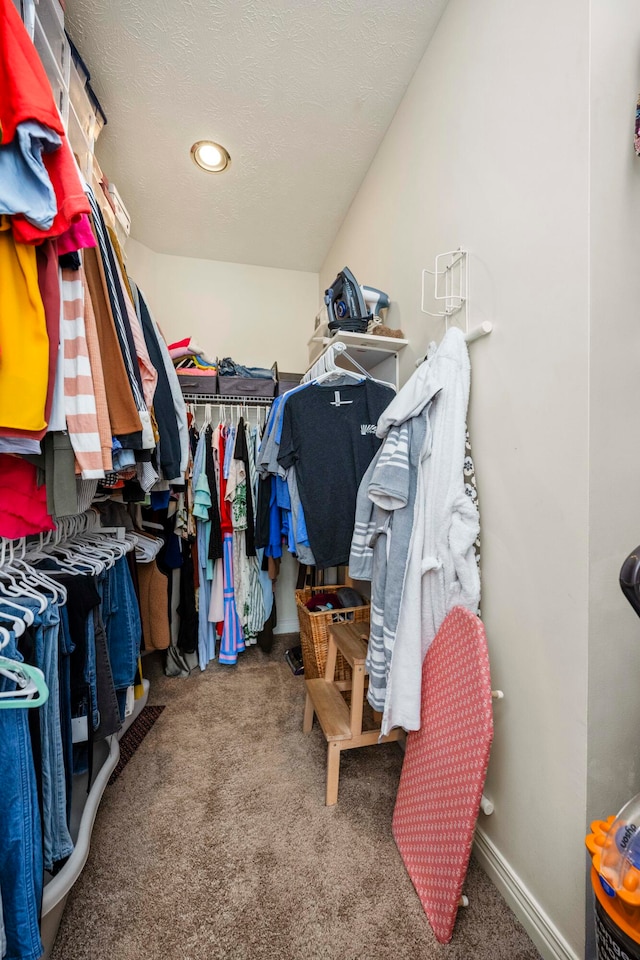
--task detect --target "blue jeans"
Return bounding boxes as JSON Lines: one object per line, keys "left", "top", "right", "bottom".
{"left": 31, "top": 599, "right": 74, "bottom": 871}
{"left": 0, "top": 631, "right": 44, "bottom": 960}
{"left": 85, "top": 609, "right": 100, "bottom": 732}
{"left": 2, "top": 597, "right": 74, "bottom": 872}
{"left": 58, "top": 605, "right": 75, "bottom": 825}
{"left": 70, "top": 592, "right": 101, "bottom": 779}
{"left": 101, "top": 558, "right": 141, "bottom": 718}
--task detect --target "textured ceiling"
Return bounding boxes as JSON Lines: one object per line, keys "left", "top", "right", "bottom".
{"left": 66, "top": 0, "right": 448, "bottom": 271}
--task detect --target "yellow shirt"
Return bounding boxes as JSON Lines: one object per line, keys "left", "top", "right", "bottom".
{"left": 0, "top": 217, "right": 49, "bottom": 431}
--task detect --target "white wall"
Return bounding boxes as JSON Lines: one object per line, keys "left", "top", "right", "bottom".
{"left": 321, "top": 1, "right": 590, "bottom": 956}
{"left": 587, "top": 3, "right": 640, "bottom": 819}
{"left": 125, "top": 237, "right": 317, "bottom": 372}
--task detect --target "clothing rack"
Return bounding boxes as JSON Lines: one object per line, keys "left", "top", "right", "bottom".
{"left": 181, "top": 394, "right": 274, "bottom": 405}
{"left": 0, "top": 507, "right": 151, "bottom": 956}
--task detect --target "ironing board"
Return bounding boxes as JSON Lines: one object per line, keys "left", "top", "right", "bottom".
{"left": 392, "top": 606, "right": 494, "bottom": 943}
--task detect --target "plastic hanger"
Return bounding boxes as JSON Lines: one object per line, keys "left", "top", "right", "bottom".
{"left": 0, "top": 571, "right": 47, "bottom": 614}
{"left": 313, "top": 368, "right": 364, "bottom": 384}
{"left": 42, "top": 540, "right": 103, "bottom": 575}
{"left": 0, "top": 659, "right": 49, "bottom": 709}
{"left": 0, "top": 624, "right": 11, "bottom": 652}
{"left": 9, "top": 539, "right": 68, "bottom": 606}
{"left": 14, "top": 559, "right": 68, "bottom": 606}
{"left": 0, "top": 597, "right": 35, "bottom": 637}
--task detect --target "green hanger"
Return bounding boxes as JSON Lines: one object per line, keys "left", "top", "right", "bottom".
{"left": 0, "top": 658, "right": 49, "bottom": 709}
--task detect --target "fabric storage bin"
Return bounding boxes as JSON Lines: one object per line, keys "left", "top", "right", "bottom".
{"left": 217, "top": 375, "right": 276, "bottom": 398}
{"left": 277, "top": 371, "right": 303, "bottom": 395}
{"left": 176, "top": 372, "right": 218, "bottom": 396}
{"left": 295, "top": 586, "right": 370, "bottom": 681}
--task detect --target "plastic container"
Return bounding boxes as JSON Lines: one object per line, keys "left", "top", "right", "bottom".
{"left": 13, "top": 0, "right": 36, "bottom": 35}
{"left": 586, "top": 794, "right": 640, "bottom": 958}
{"left": 34, "top": 3, "right": 68, "bottom": 89}
{"left": 35, "top": 0, "right": 65, "bottom": 54}
{"left": 87, "top": 84, "right": 107, "bottom": 140}
{"left": 33, "top": 15, "right": 67, "bottom": 120}
{"left": 65, "top": 32, "right": 107, "bottom": 143}
{"left": 68, "top": 58, "right": 96, "bottom": 144}
{"left": 66, "top": 99, "right": 92, "bottom": 180}
{"left": 591, "top": 869, "right": 640, "bottom": 960}
{"left": 107, "top": 184, "right": 131, "bottom": 237}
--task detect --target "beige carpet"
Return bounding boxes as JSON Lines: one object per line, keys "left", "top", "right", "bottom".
{"left": 51, "top": 636, "right": 540, "bottom": 960}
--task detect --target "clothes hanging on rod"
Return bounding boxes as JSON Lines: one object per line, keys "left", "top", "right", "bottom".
{"left": 0, "top": 0, "right": 190, "bottom": 534}
{"left": 0, "top": 511, "right": 152, "bottom": 960}
{"left": 349, "top": 326, "right": 481, "bottom": 736}
{"left": 264, "top": 377, "right": 395, "bottom": 569}
{"left": 160, "top": 398, "right": 273, "bottom": 675}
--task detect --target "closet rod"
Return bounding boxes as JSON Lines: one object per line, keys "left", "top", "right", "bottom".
{"left": 181, "top": 393, "right": 274, "bottom": 406}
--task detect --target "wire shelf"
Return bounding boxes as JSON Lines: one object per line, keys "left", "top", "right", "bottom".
{"left": 181, "top": 393, "right": 275, "bottom": 405}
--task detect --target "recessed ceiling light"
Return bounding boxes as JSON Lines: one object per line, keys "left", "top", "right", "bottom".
{"left": 191, "top": 140, "right": 231, "bottom": 173}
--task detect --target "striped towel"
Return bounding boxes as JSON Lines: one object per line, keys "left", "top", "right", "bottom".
{"left": 60, "top": 269, "right": 104, "bottom": 479}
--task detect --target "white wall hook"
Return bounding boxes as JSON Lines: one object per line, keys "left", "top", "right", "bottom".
{"left": 480, "top": 794, "right": 494, "bottom": 816}
{"left": 465, "top": 320, "right": 493, "bottom": 343}
{"left": 458, "top": 895, "right": 470, "bottom": 908}
{"left": 491, "top": 689, "right": 504, "bottom": 700}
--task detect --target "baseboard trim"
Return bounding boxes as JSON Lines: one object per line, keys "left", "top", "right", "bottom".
{"left": 274, "top": 618, "right": 300, "bottom": 636}
{"left": 473, "top": 828, "right": 580, "bottom": 960}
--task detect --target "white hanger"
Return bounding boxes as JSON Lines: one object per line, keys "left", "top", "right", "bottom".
{"left": 0, "top": 624, "right": 11, "bottom": 652}
{"left": 42, "top": 541, "right": 102, "bottom": 575}
{"left": 0, "top": 544, "right": 46, "bottom": 615}
{"left": 313, "top": 367, "right": 364, "bottom": 384}
{"left": 11, "top": 555, "right": 68, "bottom": 607}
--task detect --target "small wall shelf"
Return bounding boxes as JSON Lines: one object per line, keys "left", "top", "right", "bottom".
{"left": 306, "top": 331, "right": 409, "bottom": 389}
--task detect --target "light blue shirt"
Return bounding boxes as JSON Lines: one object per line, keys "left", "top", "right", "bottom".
{"left": 0, "top": 121, "right": 61, "bottom": 228}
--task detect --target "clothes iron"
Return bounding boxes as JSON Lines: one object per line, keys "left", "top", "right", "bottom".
{"left": 324, "top": 267, "right": 371, "bottom": 334}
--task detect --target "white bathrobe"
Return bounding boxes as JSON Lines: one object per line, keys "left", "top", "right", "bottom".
{"left": 379, "top": 326, "right": 480, "bottom": 735}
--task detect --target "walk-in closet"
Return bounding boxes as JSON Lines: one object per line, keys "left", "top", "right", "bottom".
{"left": 2, "top": 2, "right": 640, "bottom": 959}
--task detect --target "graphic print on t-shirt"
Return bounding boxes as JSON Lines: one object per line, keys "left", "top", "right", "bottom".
{"left": 278, "top": 380, "right": 394, "bottom": 568}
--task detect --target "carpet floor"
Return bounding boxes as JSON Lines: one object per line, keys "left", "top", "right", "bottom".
{"left": 51, "top": 635, "right": 540, "bottom": 960}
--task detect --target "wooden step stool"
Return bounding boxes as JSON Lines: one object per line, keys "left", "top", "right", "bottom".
{"left": 302, "top": 620, "right": 402, "bottom": 805}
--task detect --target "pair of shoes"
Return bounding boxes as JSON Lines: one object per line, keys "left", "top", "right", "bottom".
{"left": 284, "top": 645, "right": 304, "bottom": 676}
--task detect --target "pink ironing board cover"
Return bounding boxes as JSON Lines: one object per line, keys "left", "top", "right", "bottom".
{"left": 392, "top": 606, "right": 494, "bottom": 943}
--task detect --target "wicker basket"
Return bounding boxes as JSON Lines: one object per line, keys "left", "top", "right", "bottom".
{"left": 295, "top": 586, "right": 370, "bottom": 681}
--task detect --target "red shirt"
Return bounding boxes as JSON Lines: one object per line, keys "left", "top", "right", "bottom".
{"left": 218, "top": 428, "right": 233, "bottom": 536}
{"left": 0, "top": 455, "right": 55, "bottom": 538}
{"left": 1, "top": 0, "right": 90, "bottom": 241}
{"left": 0, "top": 0, "right": 64, "bottom": 143}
